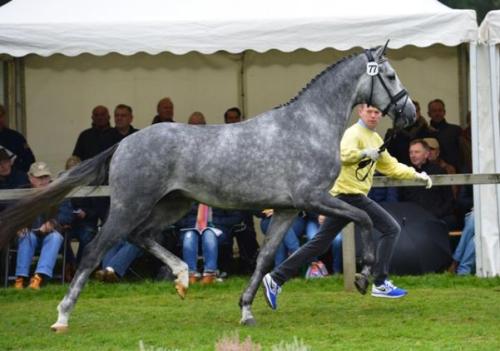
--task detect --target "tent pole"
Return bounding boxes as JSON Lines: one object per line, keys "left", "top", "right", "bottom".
{"left": 488, "top": 43, "right": 500, "bottom": 259}
{"left": 469, "top": 42, "right": 484, "bottom": 276}
{"left": 488, "top": 44, "right": 500, "bottom": 176}
{"left": 239, "top": 52, "right": 247, "bottom": 119}
{"left": 4, "top": 57, "right": 25, "bottom": 135}
{"left": 458, "top": 44, "right": 469, "bottom": 125}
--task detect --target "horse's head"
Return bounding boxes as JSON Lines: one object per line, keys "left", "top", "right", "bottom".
{"left": 359, "top": 44, "right": 416, "bottom": 129}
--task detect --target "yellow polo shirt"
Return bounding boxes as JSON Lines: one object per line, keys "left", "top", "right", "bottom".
{"left": 330, "top": 122, "right": 417, "bottom": 196}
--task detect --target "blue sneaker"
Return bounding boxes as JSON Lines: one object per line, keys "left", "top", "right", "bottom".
{"left": 262, "top": 273, "right": 281, "bottom": 310}
{"left": 371, "top": 280, "right": 407, "bottom": 298}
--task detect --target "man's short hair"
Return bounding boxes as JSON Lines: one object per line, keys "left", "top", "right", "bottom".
{"left": 157, "top": 97, "right": 173, "bottom": 110}
{"left": 224, "top": 107, "right": 242, "bottom": 123}
{"left": 115, "top": 104, "right": 133, "bottom": 114}
{"left": 410, "top": 138, "right": 430, "bottom": 151}
{"left": 427, "top": 98, "right": 445, "bottom": 110}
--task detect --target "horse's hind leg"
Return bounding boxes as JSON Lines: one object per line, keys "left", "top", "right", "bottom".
{"left": 240, "top": 209, "right": 297, "bottom": 326}
{"left": 50, "top": 207, "right": 144, "bottom": 332}
{"left": 131, "top": 236, "right": 189, "bottom": 298}
{"left": 128, "top": 195, "right": 193, "bottom": 298}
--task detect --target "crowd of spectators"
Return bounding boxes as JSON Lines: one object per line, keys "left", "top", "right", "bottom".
{"left": 0, "top": 96, "right": 477, "bottom": 289}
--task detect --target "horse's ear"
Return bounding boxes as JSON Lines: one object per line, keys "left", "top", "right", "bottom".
{"left": 375, "top": 40, "right": 390, "bottom": 59}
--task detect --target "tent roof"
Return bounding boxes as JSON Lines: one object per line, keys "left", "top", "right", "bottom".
{"left": 480, "top": 10, "right": 500, "bottom": 44}
{"left": 0, "top": 0, "right": 477, "bottom": 57}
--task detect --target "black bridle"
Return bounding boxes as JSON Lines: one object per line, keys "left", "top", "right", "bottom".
{"left": 355, "top": 47, "right": 410, "bottom": 181}
{"left": 364, "top": 48, "right": 409, "bottom": 119}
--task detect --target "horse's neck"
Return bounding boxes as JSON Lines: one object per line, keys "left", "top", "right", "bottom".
{"left": 293, "top": 55, "right": 365, "bottom": 129}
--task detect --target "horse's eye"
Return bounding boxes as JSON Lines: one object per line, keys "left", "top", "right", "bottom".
{"left": 387, "top": 74, "right": 396, "bottom": 81}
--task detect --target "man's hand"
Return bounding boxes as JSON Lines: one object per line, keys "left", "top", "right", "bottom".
{"left": 415, "top": 171, "right": 432, "bottom": 189}
{"left": 361, "top": 148, "right": 380, "bottom": 161}
{"left": 262, "top": 209, "right": 274, "bottom": 217}
{"left": 16, "top": 228, "right": 28, "bottom": 237}
{"left": 318, "top": 215, "right": 326, "bottom": 225}
{"left": 40, "top": 221, "right": 55, "bottom": 234}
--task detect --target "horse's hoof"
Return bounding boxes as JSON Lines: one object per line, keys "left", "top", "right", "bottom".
{"left": 174, "top": 269, "right": 189, "bottom": 299}
{"left": 175, "top": 283, "right": 187, "bottom": 299}
{"left": 240, "top": 317, "right": 257, "bottom": 326}
{"left": 50, "top": 323, "right": 69, "bottom": 333}
{"left": 354, "top": 273, "right": 369, "bottom": 295}
{"left": 176, "top": 269, "right": 189, "bottom": 287}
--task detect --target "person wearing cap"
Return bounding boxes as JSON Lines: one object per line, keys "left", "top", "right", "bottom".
{"left": 13, "top": 162, "right": 74, "bottom": 290}
{"left": 0, "top": 148, "right": 29, "bottom": 214}
{"left": 0, "top": 148, "right": 29, "bottom": 194}
{"left": 424, "top": 137, "right": 458, "bottom": 199}
{"left": 0, "top": 104, "right": 36, "bottom": 173}
{"left": 424, "top": 137, "right": 456, "bottom": 175}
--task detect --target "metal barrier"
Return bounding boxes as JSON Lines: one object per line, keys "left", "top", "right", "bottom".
{"left": 1, "top": 174, "right": 499, "bottom": 201}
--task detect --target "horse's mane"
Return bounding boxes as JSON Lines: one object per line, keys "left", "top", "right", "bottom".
{"left": 275, "top": 51, "right": 361, "bottom": 110}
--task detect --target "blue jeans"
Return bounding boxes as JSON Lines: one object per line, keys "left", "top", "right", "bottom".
{"left": 305, "top": 219, "right": 343, "bottom": 273}
{"left": 181, "top": 229, "right": 218, "bottom": 273}
{"left": 102, "top": 241, "right": 142, "bottom": 277}
{"left": 261, "top": 216, "right": 305, "bottom": 266}
{"left": 453, "top": 212, "right": 475, "bottom": 275}
{"left": 15, "top": 230, "right": 64, "bottom": 278}
{"left": 69, "top": 224, "right": 97, "bottom": 265}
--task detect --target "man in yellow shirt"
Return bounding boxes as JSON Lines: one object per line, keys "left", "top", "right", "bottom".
{"left": 263, "top": 104, "right": 432, "bottom": 309}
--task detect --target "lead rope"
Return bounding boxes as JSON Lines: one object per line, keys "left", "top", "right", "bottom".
{"left": 355, "top": 129, "right": 399, "bottom": 181}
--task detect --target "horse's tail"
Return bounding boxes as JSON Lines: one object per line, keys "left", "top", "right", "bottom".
{"left": 0, "top": 144, "right": 119, "bottom": 249}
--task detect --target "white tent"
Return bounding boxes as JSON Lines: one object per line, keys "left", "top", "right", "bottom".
{"left": 2, "top": 0, "right": 497, "bottom": 277}
{"left": 0, "top": 0, "right": 477, "bottom": 56}
{"left": 473, "top": 11, "right": 500, "bottom": 276}
{"left": 0, "top": 0, "right": 477, "bottom": 167}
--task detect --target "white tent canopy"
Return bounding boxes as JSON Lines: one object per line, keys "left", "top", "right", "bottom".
{"left": 474, "top": 11, "right": 500, "bottom": 276}
{"left": 0, "top": 0, "right": 477, "bottom": 57}
{"left": 480, "top": 10, "right": 500, "bottom": 44}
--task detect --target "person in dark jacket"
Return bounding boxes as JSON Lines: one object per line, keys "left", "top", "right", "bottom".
{"left": 399, "top": 139, "right": 457, "bottom": 229}
{"left": 0, "top": 148, "right": 29, "bottom": 213}
{"left": 0, "top": 104, "right": 35, "bottom": 172}
{"left": 427, "top": 99, "right": 463, "bottom": 171}
{"left": 385, "top": 100, "right": 437, "bottom": 165}
{"left": 111, "top": 104, "right": 139, "bottom": 142}
{"left": 72, "top": 105, "right": 115, "bottom": 161}
{"left": 0, "top": 149, "right": 29, "bottom": 190}
{"left": 152, "top": 97, "right": 175, "bottom": 124}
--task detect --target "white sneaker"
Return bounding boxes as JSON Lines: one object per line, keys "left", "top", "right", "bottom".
{"left": 371, "top": 280, "right": 407, "bottom": 299}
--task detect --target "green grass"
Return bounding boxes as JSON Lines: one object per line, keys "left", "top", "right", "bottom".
{"left": 1, "top": 274, "right": 499, "bottom": 350}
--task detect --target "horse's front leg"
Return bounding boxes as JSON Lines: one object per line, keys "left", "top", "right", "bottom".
{"left": 239, "top": 210, "right": 297, "bottom": 326}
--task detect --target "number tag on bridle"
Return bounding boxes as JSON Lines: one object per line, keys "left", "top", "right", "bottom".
{"left": 366, "top": 62, "right": 379, "bottom": 76}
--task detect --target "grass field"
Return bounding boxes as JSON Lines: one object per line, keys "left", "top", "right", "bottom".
{"left": 1, "top": 274, "right": 499, "bottom": 351}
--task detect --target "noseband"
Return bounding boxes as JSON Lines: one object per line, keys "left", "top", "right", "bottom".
{"left": 365, "top": 49, "right": 409, "bottom": 120}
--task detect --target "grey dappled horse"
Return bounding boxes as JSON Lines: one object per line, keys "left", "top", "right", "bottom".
{"left": 0, "top": 46, "right": 415, "bottom": 331}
